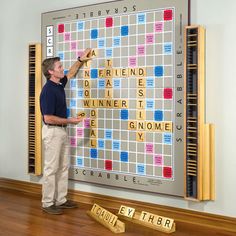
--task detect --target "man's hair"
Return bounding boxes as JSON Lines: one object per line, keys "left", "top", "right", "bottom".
{"left": 42, "top": 57, "right": 60, "bottom": 80}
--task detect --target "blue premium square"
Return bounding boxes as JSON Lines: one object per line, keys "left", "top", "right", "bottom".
{"left": 155, "top": 110, "right": 163, "bottom": 121}
{"left": 91, "top": 29, "right": 98, "bottom": 39}
{"left": 90, "top": 149, "right": 98, "bottom": 158}
{"left": 155, "top": 66, "right": 164, "bottom": 77}
{"left": 120, "top": 152, "right": 128, "bottom": 162}
{"left": 66, "top": 108, "right": 70, "bottom": 117}
{"left": 120, "top": 109, "right": 128, "bottom": 120}
{"left": 91, "top": 69, "right": 98, "bottom": 79}
{"left": 121, "top": 26, "right": 129, "bottom": 36}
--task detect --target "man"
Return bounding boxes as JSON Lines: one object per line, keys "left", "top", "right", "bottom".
{"left": 40, "top": 48, "right": 91, "bottom": 215}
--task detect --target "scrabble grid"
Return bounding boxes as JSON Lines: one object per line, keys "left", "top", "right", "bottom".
{"left": 56, "top": 9, "right": 174, "bottom": 179}
{"left": 42, "top": 0, "right": 188, "bottom": 196}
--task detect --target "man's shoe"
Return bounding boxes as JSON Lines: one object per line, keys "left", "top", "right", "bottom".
{"left": 56, "top": 200, "right": 78, "bottom": 209}
{"left": 42, "top": 205, "right": 63, "bottom": 215}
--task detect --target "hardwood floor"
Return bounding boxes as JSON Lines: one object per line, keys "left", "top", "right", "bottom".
{"left": 0, "top": 188, "right": 234, "bottom": 236}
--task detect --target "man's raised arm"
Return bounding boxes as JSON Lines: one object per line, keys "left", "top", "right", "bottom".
{"left": 66, "top": 48, "right": 92, "bottom": 79}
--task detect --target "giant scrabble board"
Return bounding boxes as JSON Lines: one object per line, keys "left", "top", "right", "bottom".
{"left": 42, "top": 0, "right": 189, "bottom": 196}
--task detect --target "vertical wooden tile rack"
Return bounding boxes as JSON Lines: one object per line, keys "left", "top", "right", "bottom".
{"left": 28, "top": 43, "right": 42, "bottom": 175}
{"left": 184, "top": 26, "right": 215, "bottom": 201}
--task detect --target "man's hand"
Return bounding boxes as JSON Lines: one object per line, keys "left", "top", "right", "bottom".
{"left": 68, "top": 117, "right": 83, "bottom": 124}
{"left": 80, "top": 48, "right": 92, "bottom": 62}
{"left": 67, "top": 48, "right": 92, "bottom": 79}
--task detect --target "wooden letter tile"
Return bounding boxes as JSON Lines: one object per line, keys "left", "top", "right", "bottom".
{"left": 136, "top": 110, "right": 146, "bottom": 120}
{"left": 136, "top": 132, "right": 145, "bottom": 141}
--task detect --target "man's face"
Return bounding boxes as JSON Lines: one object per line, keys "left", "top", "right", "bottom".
{"left": 50, "top": 61, "right": 64, "bottom": 79}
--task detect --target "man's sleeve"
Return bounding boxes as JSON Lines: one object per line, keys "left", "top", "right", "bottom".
{"left": 60, "top": 76, "right": 68, "bottom": 88}
{"left": 40, "top": 89, "right": 56, "bottom": 115}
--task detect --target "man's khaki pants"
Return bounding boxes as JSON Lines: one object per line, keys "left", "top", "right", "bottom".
{"left": 42, "top": 125, "right": 70, "bottom": 208}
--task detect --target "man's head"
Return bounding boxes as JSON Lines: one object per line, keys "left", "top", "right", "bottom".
{"left": 42, "top": 57, "right": 63, "bottom": 80}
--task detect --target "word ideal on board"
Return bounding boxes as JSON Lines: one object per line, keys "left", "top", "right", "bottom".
{"left": 87, "top": 203, "right": 125, "bottom": 234}
{"left": 118, "top": 205, "right": 176, "bottom": 234}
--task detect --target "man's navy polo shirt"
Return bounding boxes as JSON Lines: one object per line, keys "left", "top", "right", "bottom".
{"left": 40, "top": 76, "right": 68, "bottom": 123}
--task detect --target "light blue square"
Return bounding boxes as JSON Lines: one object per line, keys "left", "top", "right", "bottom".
{"left": 58, "top": 52, "right": 64, "bottom": 60}
{"left": 113, "top": 79, "right": 121, "bottom": 88}
{"left": 137, "top": 164, "right": 145, "bottom": 175}
{"left": 146, "top": 100, "right": 154, "bottom": 109}
{"left": 70, "top": 79, "right": 76, "bottom": 89}
{"left": 146, "top": 78, "right": 154, "bottom": 88}
{"left": 113, "top": 37, "right": 121, "bottom": 47}
{"left": 70, "top": 99, "right": 76, "bottom": 108}
{"left": 105, "top": 130, "right": 112, "bottom": 139}
{"left": 77, "top": 22, "right": 84, "bottom": 31}
{"left": 76, "top": 157, "right": 84, "bottom": 167}
{"left": 164, "top": 43, "right": 172, "bottom": 54}
{"left": 164, "top": 133, "right": 172, "bottom": 144}
{"left": 106, "top": 48, "right": 113, "bottom": 57}
{"left": 137, "top": 13, "right": 146, "bottom": 24}
{"left": 98, "top": 79, "right": 105, "bottom": 88}
{"left": 113, "top": 141, "right": 120, "bottom": 150}
{"left": 98, "top": 39, "right": 105, "bottom": 48}
{"left": 98, "top": 139, "right": 105, "bottom": 149}
{"left": 78, "top": 89, "right": 83, "bottom": 98}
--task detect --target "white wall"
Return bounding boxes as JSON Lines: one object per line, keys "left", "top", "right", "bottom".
{"left": 0, "top": 0, "right": 236, "bottom": 218}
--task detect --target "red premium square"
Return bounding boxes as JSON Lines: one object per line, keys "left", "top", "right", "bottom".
{"left": 164, "top": 9, "right": 173, "bottom": 21}
{"left": 106, "top": 17, "right": 113, "bottom": 27}
{"left": 164, "top": 88, "right": 173, "bottom": 99}
{"left": 58, "top": 24, "right": 65, "bottom": 33}
{"left": 163, "top": 167, "right": 172, "bottom": 178}
{"left": 105, "top": 160, "right": 112, "bottom": 170}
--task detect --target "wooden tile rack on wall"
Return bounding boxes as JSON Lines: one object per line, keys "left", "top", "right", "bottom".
{"left": 184, "top": 26, "right": 215, "bottom": 201}
{"left": 28, "top": 44, "right": 42, "bottom": 175}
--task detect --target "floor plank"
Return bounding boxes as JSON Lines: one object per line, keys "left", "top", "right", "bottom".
{"left": 0, "top": 188, "right": 234, "bottom": 236}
